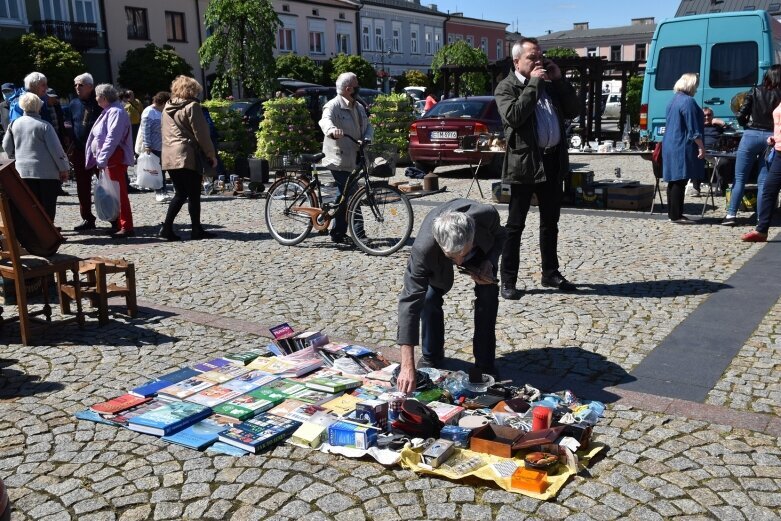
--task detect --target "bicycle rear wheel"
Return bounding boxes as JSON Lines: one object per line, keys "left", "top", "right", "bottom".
{"left": 347, "top": 183, "right": 413, "bottom": 256}
{"left": 265, "top": 177, "right": 315, "bottom": 246}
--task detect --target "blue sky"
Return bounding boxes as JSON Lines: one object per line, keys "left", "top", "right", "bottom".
{"left": 431, "top": 0, "right": 683, "bottom": 36}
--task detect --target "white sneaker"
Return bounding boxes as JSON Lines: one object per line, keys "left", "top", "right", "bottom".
{"left": 155, "top": 193, "right": 172, "bottom": 203}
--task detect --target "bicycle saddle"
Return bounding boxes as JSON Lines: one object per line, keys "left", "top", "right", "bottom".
{"left": 300, "top": 153, "right": 325, "bottom": 164}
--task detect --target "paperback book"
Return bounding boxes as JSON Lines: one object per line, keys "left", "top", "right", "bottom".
{"left": 90, "top": 394, "right": 151, "bottom": 414}
{"left": 224, "top": 347, "right": 272, "bottom": 365}
{"left": 162, "top": 414, "right": 239, "bottom": 450}
{"left": 185, "top": 384, "right": 245, "bottom": 408}
{"left": 212, "top": 388, "right": 288, "bottom": 421}
{"left": 157, "top": 376, "right": 215, "bottom": 400}
{"left": 197, "top": 364, "right": 251, "bottom": 384}
{"left": 261, "top": 378, "right": 308, "bottom": 397}
{"left": 127, "top": 401, "right": 212, "bottom": 436}
{"left": 291, "top": 388, "right": 337, "bottom": 406}
{"left": 217, "top": 412, "right": 302, "bottom": 453}
{"left": 102, "top": 397, "right": 175, "bottom": 426}
{"left": 221, "top": 370, "right": 279, "bottom": 394}
{"left": 192, "top": 358, "right": 233, "bottom": 373}
{"left": 305, "top": 374, "right": 362, "bottom": 393}
{"left": 321, "top": 393, "right": 361, "bottom": 417}
{"left": 130, "top": 367, "right": 202, "bottom": 397}
{"left": 269, "top": 322, "right": 297, "bottom": 354}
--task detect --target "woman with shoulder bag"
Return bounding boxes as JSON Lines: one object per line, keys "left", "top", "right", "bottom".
{"left": 160, "top": 76, "right": 217, "bottom": 241}
{"left": 723, "top": 65, "right": 781, "bottom": 226}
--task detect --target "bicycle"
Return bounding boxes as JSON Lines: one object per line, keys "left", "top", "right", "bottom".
{"left": 264, "top": 137, "right": 414, "bottom": 256}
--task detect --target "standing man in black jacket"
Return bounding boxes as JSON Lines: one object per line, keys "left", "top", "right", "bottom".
{"left": 69, "top": 73, "right": 103, "bottom": 231}
{"left": 494, "top": 38, "right": 581, "bottom": 299}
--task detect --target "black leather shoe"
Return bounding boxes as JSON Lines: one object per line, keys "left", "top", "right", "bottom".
{"left": 501, "top": 284, "right": 523, "bottom": 300}
{"left": 541, "top": 272, "right": 577, "bottom": 291}
{"left": 158, "top": 228, "right": 181, "bottom": 241}
{"left": 475, "top": 364, "right": 502, "bottom": 380}
{"left": 191, "top": 229, "right": 215, "bottom": 240}
{"left": 73, "top": 220, "right": 96, "bottom": 232}
{"left": 417, "top": 356, "right": 444, "bottom": 369}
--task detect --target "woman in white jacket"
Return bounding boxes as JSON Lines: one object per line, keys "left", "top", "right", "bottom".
{"left": 2, "top": 92, "right": 69, "bottom": 221}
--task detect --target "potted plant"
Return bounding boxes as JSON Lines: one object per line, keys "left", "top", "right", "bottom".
{"left": 369, "top": 93, "right": 414, "bottom": 163}
{"left": 202, "top": 99, "right": 252, "bottom": 177}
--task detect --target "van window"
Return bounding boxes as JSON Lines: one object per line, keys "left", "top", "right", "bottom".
{"left": 710, "top": 42, "right": 758, "bottom": 87}
{"left": 655, "top": 45, "right": 701, "bottom": 90}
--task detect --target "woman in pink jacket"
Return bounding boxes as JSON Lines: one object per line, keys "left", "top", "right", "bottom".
{"left": 85, "top": 83, "right": 135, "bottom": 238}
{"left": 742, "top": 101, "right": 781, "bottom": 242}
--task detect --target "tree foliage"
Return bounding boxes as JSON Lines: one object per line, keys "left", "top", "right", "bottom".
{"left": 199, "top": 0, "right": 280, "bottom": 97}
{"left": 394, "top": 70, "right": 430, "bottom": 93}
{"left": 431, "top": 40, "right": 489, "bottom": 95}
{"left": 329, "top": 54, "right": 376, "bottom": 89}
{"left": 117, "top": 43, "right": 193, "bottom": 98}
{"left": 275, "top": 54, "right": 320, "bottom": 84}
{"left": 544, "top": 47, "right": 579, "bottom": 59}
{"left": 0, "top": 34, "right": 84, "bottom": 96}
{"left": 625, "top": 74, "right": 644, "bottom": 127}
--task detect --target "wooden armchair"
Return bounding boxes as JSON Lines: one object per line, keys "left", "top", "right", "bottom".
{"left": 0, "top": 183, "right": 84, "bottom": 345}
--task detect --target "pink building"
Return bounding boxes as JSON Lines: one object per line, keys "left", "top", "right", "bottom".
{"left": 445, "top": 13, "right": 508, "bottom": 62}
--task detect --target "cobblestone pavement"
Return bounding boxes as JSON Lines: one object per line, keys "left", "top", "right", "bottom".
{"left": 1, "top": 156, "right": 780, "bottom": 520}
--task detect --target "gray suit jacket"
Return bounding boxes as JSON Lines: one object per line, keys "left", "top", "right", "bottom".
{"left": 397, "top": 199, "right": 506, "bottom": 346}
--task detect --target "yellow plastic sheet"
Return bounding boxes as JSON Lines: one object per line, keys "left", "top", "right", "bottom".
{"left": 399, "top": 443, "right": 605, "bottom": 500}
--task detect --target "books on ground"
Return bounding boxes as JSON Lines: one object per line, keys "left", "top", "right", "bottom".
{"left": 127, "top": 401, "right": 212, "bottom": 436}
{"left": 192, "top": 358, "right": 233, "bottom": 372}
{"left": 212, "top": 388, "right": 288, "bottom": 421}
{"left": 224, "top": 347, "right": 271, "bottom": 365}
{"left": 197, "top": 364, "right": 251, "bottom": 384}
{"left": 217, "top": 412, "right": 301, "bottom": 453}
{"left": 162, "top": 414, "right": 239, "bottom": 450}
{"left": 130, "top": 366, "right": 202, "bottom": 397}
{"left": 321, "top": 393, "right": 361, "bottom": 417}
{"left": 91, "top": 394, "right": 151, "bottom": 414}
{"left": 288, "top": 422, "right": 329, "bottom": 449}
{"left": 157, "top": 376, "right": 216, "bottom": 400}
{"left": 305, "top": 374, "right": 362, "bottom": 393}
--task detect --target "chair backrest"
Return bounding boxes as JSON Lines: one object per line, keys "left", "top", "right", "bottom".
{"left": 0, "top": 183, "right": 23, "bottom": 275}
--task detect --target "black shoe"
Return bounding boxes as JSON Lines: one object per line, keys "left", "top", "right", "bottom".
{"left": 330, "top": 234, "right": 353, "bottom": 245}
{"left": 57, "top": 188, "right": 70, "bottom": 196}
{"left": 541, "top": 272, "right": 577, "bottom": 291}
{"left": 191, "top": 229, "right": 215, "bottom": 240}
{"left": 721, "top": 216, "right": 738, "bottom": 226}
{"left": 127, "top": 186, "right": 141, "bottom": 194}
{"left": 417, "top": 356, "right": 444, "bottom": 370}
{"left": 501, "top": 284, "right": 523, "bottom": 300}
{"left": 73, "top": 220, "right": 96, "bottom": 232}
{"left": 476, "top": 364, "right": 501, "bottom": 380}
{"left": 158, "top": 228, "right": 181, "bottom": 241}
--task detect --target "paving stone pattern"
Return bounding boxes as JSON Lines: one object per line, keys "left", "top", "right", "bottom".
{"left": 1, "top": 157, "right": 779, "bottom": 519}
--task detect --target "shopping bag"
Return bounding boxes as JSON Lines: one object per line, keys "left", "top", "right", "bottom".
{"left": 94, "top": 170, "right": 120, "bottom": 222}
{"left": 136, "top": 152, "right": 164, "bottom": 190}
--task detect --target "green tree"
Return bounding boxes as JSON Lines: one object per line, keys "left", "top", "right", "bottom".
{"left": 199, "top": 0, "right": 280, "bottom": 97}
{"left": 117, "top": 43, "right": 193, "bottom": 98}
{"left": 329, "top": 54, "right": 376, "bottom": 88}
{"left": 544, "top": 47, "right": 579, "bottom": 59}
{"left": 0, "top": 34, "right": 84, "bottom": 96}
{"left": 431, "top": 40, "right": 489, "bottom": 95}
{"left": 625, "top": 74, "right": 644, "bottom": 126}
{"left": 394, "top": 69, "right": 430, "bottom": 93}
{"left": 275, "top": 54, "right": 320, "bottom": 84}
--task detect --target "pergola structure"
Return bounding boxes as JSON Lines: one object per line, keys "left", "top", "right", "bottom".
{"left": 438, "top": 56, "right": 645, "bottom": 143}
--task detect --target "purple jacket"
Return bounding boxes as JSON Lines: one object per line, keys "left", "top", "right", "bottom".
{"left": 85, "top": 101, "right": 133, "bottom": 169}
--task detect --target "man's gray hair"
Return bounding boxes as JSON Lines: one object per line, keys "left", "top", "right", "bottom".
{"left": 95, "top": 83, "right": 118, "bottom": 103}
{"left": 432, "top": 211, "right": 475, "bottom": 255}
{"left": 512, "top": 37, "right": 540, "bottom": 60}
{"left": 336, "top": 72, "right": 358, "bottom": 95}
{"left": 24, "top": 72, "right": 47, "bottom": 91}
{"left": 74, "top": 72, "right": 94, "bottom": 85}
{"left": 18, "top": 92, "right": 42, "bottom": 114}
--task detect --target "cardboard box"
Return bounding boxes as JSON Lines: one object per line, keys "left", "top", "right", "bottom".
{"left": 355, "top": 400, "right": 388, "bottom": 431}
{"left": 328, "top": 420, "right": 380, "bottom": 449}
{"left": 605, "top": 183, "right": 654, "bottom": 210}
{"left": 569, "top": 169, "right": 594, "bottom": 192}
{"left": 574, "top": 186, "right": 607, "bottom": 209}
{"left": 491, "top": 182, "right": 511, "bottom": 204}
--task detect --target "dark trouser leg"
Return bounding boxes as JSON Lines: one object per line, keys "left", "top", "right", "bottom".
{"left": 23, "top": 178, "right": 59, "bottom": 222}
{"left": 473, "top": 282, "right": 499, "bottom": 369}
{"left": 421, "top": 285, "right": 446, "bottom": 361}
{"left": 536, "top": 156, "right": 563, "bottom": 279}
{"left": 183, "top": 173, "right": 203, "bottom": 229}
{"left": 500, "top": 183, "right": 533, "bottom": 287}
{"left": 756, "top": 153, "right": 781, "bottom": 234}
{"left": 71, "top": 148, "right": 96, "bottom": 222}
{"left": 164, "top": 168, "right": 191, "bottom": 230}
{"left": 667, "top": 179, "right": 687, "bottom": 220}
{"left": 330, "top": 170, "right": 350, "bottom": 237}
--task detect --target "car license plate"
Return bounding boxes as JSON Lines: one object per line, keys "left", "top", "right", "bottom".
{"left": 431, "top": 131, "right": 457, "bottom": 139}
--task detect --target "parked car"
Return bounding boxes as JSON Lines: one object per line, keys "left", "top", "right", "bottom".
{"left": 229, "top": 98, "right": 265, "bottom": 132}
{"left": 407, "top": 96, "right": 503, "bottom": 173}
{"left": 404, "top": 86, "right": 426, "bottom": 100}
{"left": 413, "top": 99, "right": 427, "bottom": 118}
{"left": 602, "top": 93, "right": 622, "bottom": 119}
{"left": 291, "top": 86, "right": 383, "bottom": 126}
{"left": 276, "top": 78, "right": 322, "bottom": 95}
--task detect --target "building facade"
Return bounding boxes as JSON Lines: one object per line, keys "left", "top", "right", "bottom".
{"left": 445, "top": 13, "right": 507, "bottom": 62}
{"left": 272, "top": 0, "right": 360, "bottom": 65}
{"left": 676, "top": 0, "right": 781, "bottom": 17}
{"left": 535, "top": 18, "right": 656, "bottom": 63}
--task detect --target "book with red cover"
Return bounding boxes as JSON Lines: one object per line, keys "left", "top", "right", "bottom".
{"left": 90, "top": 394, "right": 151, "bottom": 414}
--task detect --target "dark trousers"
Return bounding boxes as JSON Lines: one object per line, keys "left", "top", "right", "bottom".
{"left": 23, "top": 178, "right": 59, "bottom": 222}
{"left": 330, "top": 170, "right": 350, "bottom": 237}
{"left": 421, "top": 283, "right": 499, "bottom": 369}
{"left": 501, "top": 152, "right": 562, "bottom": 285}
{"left": 70, "top": 146, "right": 97, "bottom": 223}
{"left": 756, "top": 153, "right": 781, "bottom": 234}
{"left": 666, "top": 179, "right": 687, "bottom": 220}
{"left": 164, "top": 168, "right": 202, "bottom": 230}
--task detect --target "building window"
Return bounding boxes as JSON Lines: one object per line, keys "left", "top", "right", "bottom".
{"left": 312, "top": 9, "right": 319, "bottom": 16}
{"left": 480, "top": 37, "right": 488, "bottom": 54}
{"left": 0, "top": 0, "right": 22, "bottom": 20}
{"left": 308, "top": 19, "right": 326, "bottom": 54}
{"left": 586, "top": 46, "right": 597, "bottom": 57}
{"left": 635, "top": 43, "right": 646, "bottom": 61}
{"left": 434, "top": 29, "right": 442, "bottom": 52}
{"left": 410, "top": 24, "right": 418, "bottom": 53}
{"left": 392, "top": 21, "right": 401, "bottom": 53}
{"left": 41, "top": 0, "right": 66, "bottom": 20}
{"left": 374, "top": 21, "right": 384, "bottom": 51}
{"left": 165, "top": 11, "right": 186, "bottom": 42}
{"left": 496, "top": 39, "right": 503, "bottom": 59}
{"left": 336, "top": 32, "right": 350, "bottom": 54}
{"left": 278, "top": 27, "right": 295, "bottom": 52}
{"left": 424, "top": 26, "right": 433, "bottom": 54}
{"left": 282, "top": 4, "right": 289, "bottom": 12}
{"left": 466, "top": 35, "right": 473, "bottom": 46}
{"left": 74, "top": 0, "right": 98, "bottom": 24}
{"left": 126, "top": 7, "right": 149, "bottom": 40}
{"left": 362, "top": 20, "right": 372, "bottom": 51}
{"left": 610, "top": 45, "right": 621, "bottom": 61}
{"left": 338, "top": 12, "right": 345, "bottom": 20}
{"left": 448, "top": 34, "right": 454, "bottom": 44}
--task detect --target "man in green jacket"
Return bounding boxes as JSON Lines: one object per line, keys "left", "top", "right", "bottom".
{"left": 494, "top": 38, "right": 581, "bottom": 300}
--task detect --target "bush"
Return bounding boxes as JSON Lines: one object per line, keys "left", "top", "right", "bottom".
{"left": 202, "top": 98, "right": 251, "bottom": 175}
{"left": 369, "top": 93, "right": 414, "bottom": 160}
{"left": 255, "top": 97, "right": 320, "bottom": 160}
{"left": 276, "top": 54, "right": 320, "bottom": 84}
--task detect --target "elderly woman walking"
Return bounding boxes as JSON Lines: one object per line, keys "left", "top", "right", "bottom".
{"left": 160, "top": 75, "right": 217, "bottom": 241}
{"left": 85, "top": 83, "right": 135, "bottom": 238}
{"left": 1, "top": 92, "right": 69, "bottom": 222}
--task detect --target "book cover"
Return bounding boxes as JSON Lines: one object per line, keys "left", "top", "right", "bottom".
{"left": 291, "top": 388, "right": 337, "bottom": 406}
{"left": 354, "top": 353, "right": 391, "bottom": 372}
{"left": 305, "top": 374, "right": 362, "bottom": 393}
{"left": 344, "top": 345, "right": 374, "bottom": 358}
{"left": 247, "top": 357, "right": 300, "bottom": 375}
{"left": 217, "top": 412, "right": 301, "bottom": 453}
{"left": 287, "top": 421, "right": 328, "bottom": 449}
{"left": 221, "top": 370, "right": 279, "bottom": 394}
{"left": 224, "top": 347, "right": 271, "bottom": 365}
{"left": 127, "top": 401, "right": 212, "bottom": 436}
{"left": 278, "top": 347, "right": 324, "bottom": 376}
{"left": 293, "top": 331, "right": 329, "bottom": 350}
{"left": 90, "top": 394, "right": 151, "bottom": 414}
{"left": 185, "top": 385, "right": 245, "bottom": 408}
{"left": 130, "top": 367, "right": 201, "bottom": 397}
{"left": 283, "top": 403, "right": 329, "bottom": 423}
{"left": 261, "top": 378, "right": 308, "bottom": 397}
{"left": 320, "top": 394, "right": 361, "bottom": 417}
{"left": 267, "top": 399, "right": 307, "bottom": 418}
{"left": 158, "top": 376, "right": 216, "bottom": 400}
{"left": 105, "top": 398, "right": 173, "bottom": 426}
{"left": 212, "top": 388, "right": 288, "bottom": 421}
{"left": 192, "top": 358, "right": 233, "bottom": 373}
{"left": 269, "top": 322, "right": 296, "bottom": 354}
{"left": 162, "top": 414, "right": 239, "bottom": 450}
{"left": 197, "top": 364, "right": 251, "bottom": 384}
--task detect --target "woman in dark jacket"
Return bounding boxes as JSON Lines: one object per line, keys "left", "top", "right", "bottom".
{"left": 723, "top": 64, "right": 781, "bottom": 226}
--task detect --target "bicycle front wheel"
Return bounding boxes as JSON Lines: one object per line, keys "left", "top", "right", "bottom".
{"left": 347, "top": 183, "right": 413, "bottom": 256}
{"left": 264, "top": 177, "right": 315, "bottom": 246}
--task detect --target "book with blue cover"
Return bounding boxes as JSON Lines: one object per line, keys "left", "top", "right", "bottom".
{"left": 192, "top": 358, "right": 233, "bottom": 373}
{"left": 162, "top": 414, "right": 239, "bottom": 450}
{"left": 217, "top": 412, "right": 301, "bottom": 453}
{"left": 221, "top": 370, "right": 278, "bottom": 394}
{"left": 127, "top": 401, "right": 212, "bottom": 436}
{"left": 130, "top": 367, "right": 202, "bottom": 397}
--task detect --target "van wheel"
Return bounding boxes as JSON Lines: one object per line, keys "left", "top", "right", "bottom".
{"left": 414, "top": 161, "right": 436, "bottom": 173}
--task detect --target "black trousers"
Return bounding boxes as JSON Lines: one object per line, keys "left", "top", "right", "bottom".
{"left": 666, "top": 179, "right": 687, "bottom": 220}
{"left": 756, "top": 152, "right": 781, "bottom": 234}
{"left": 24, "top": 178, "right": 59, "bottom": 222}
{"left": 164, "top": 168, "right": 203, "bottom": 230}
{"left": 500, "top": 151, "right": 562, "bottom": 285}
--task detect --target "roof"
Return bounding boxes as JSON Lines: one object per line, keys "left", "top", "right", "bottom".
{"left": 446, "top": 13, "right": 508, "bottom": 29}
{"left": 361, "top": 0, "right": 447, "bottom": 17}
{"left": 535, "top": 22, "right": 656, "bottom": 42}
{"left": 675, "top": 0, "right": 781, "bottom": 16}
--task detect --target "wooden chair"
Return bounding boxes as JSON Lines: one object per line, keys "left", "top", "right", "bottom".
{"left": 64, "top": 257, "right": 137, "bottom": 325}
{"left": 0, "top": 184, "right": 84, "bottom": 345}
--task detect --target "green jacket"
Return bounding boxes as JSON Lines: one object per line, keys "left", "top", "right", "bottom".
{"left": 494, "top": 72, "right": 580, "bottom": 184}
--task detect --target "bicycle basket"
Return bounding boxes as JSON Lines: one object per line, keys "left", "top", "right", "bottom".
{"left": 267, "top": 154, "right": 309, "bottom": 171}
{"left": 365, "top": 144, "right": 398, "bottom": 178}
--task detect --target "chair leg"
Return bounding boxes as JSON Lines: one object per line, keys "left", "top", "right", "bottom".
{"left": 70, "top": 265, "right": 84, "bottom": 327}
{"left": 57, "top": 269, "right": 71, "bottom": 315}
{"left": 125, "top": 262, "right": 137, "bottom": 318}
{"left": 40, "top": 275, "right": 52, "bottom": 321}
{"left": 95, "top": 262, "right": 109, "bottom": 325}
{"left": 13, "top": 277, "right": 31, "bottom": 346}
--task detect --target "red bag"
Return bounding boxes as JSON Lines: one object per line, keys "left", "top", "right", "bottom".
{"left": 652, "top": 141, "right": 663, "bottom": 164}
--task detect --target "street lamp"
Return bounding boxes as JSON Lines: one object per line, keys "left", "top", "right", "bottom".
{"left": 373, "top": 39, "right": 394, "bottom": 93}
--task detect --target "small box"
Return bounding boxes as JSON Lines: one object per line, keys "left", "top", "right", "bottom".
{"left": 569, "top": 169, "right": 594, "bottom": 191}
{"left": 440, "top": 425, "right": 472, "bottom": 448}
{"left": 328, "top": 420, "right": 380, "bottom": 449}
{"left": 426, "top": 401, "right": 464, "bottom": 425}
{"left": 421, "top": 439, "right": 455, "bottom": 468}
{"left": 559, "top": 423, "right": 593, "bottom": 450}
{"left": 511, "top": 467, "right": 547, "bottom": 494}
{"left": 491, "top": 182, "right": 511, "bottom": 203}
{"left": 355, "top": 400, "right": 388, "bottom": 431}
{"left": 469, "top": 424, "right": 526, "bottom": 458}
{"left": 606, "top": 183, "right": 654, "bottom": 210}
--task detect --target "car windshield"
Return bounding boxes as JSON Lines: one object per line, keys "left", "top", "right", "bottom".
{"left": 229, "top": 102, "right": 253, "bottom": 112}
{"left": 424, "top": 100, "right": 488, "bottom": 118}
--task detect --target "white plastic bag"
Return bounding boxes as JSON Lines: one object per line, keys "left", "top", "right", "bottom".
{"left": 94, "top": 169, "right": 120, "bottom": 222}
{"left": 136, "top": 152, "right": 164, "bottom": 190}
